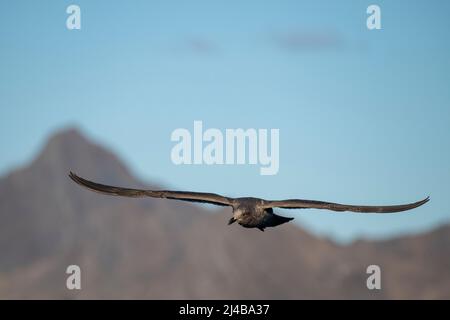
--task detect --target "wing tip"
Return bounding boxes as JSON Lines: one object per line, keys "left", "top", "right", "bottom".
{"left": 68, "top": 171, "right": 80, "bottom": 182}
{"left": 68, "top": 171, "right": 88, "bottom": 188}
{"left": 409, "top": 196, "right": 430, "bottom": 211}
{"left": 421, "top": 196, "right": 430, "bottom": 205}
{"left": 68, "top": 171, "right": 114, "bottom": 195}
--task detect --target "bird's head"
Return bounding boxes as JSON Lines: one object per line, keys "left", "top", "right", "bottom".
{"left": 228, "top": 207, "right": 248, "bottom": 225}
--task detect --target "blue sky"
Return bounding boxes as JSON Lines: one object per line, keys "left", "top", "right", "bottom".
{"left": 1, "top": 0, "right": 449, "bottom": 242}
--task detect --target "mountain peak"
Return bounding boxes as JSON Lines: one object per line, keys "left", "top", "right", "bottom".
{"left": 40, "top": 127, "right": 95, "bottom": 159}
{"left": 47, "top": 127, "right": 89, "bottom": 146}
{"left": 30, "top": 127, "right": 139, "bottom": 187}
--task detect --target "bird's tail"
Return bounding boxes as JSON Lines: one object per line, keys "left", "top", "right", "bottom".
{"left": 268, "top": 213, "right": 294, "bottom": 227}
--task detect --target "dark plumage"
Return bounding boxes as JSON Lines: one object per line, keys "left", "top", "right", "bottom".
{"left": 69, "top": 172, "right": 429, "bottom": 231}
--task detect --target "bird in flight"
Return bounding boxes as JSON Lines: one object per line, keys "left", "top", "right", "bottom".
{"left": 69, "top": 172, "right": 429, "bottom": 232}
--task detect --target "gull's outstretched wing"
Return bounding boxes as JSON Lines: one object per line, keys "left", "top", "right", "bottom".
{"left": 69, "top": 172, "right": 234, "bottom": 207}
{"left": 263, "top": 197, "right": 429, "bottom": 213}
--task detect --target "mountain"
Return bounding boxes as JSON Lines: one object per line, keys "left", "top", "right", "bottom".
{"left": 0, "top": 128, "right": 449, "bottom": 299}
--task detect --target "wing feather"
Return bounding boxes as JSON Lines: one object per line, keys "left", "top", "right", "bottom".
{"left": 69, "top": 172, "right": 233, "bottom": 207}
{"left": 264, "top": 197, "right": 429, "bottom": 213}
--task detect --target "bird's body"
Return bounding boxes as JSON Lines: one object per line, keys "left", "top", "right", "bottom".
{"left": 69, "top": 172, "right": 429, "bottom": 231}
{"left": 229, "top": 198, "right": 293, "bottom": 231}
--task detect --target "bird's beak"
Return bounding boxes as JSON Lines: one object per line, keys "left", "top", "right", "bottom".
{"left": 228, "top": 217, "right": 237, "bottom": 225}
